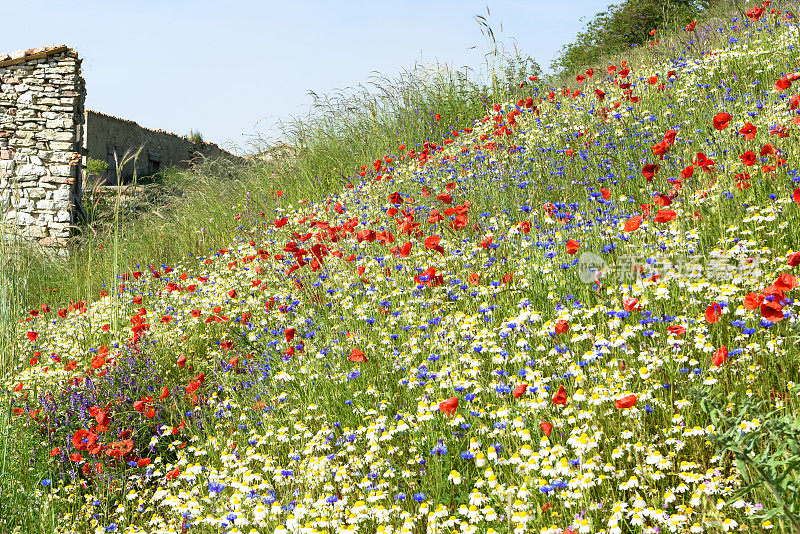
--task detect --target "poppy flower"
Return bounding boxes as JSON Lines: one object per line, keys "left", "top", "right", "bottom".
{"left": 539, "top": 421, "right": 553, "bottom": 436}
{"left": 788, "top": 252, "right": 800, "bottom": 267}
{"left": 623, "top": 297, "right": 641, "bottom": 312}
{"left": 600, "top": 188, "right": 611, "bottom": 199}
{"left": 793, "top": 188, "right": 800, "bottom": 206}
{"left": 424, "top": 235, "right": 445, "bottom": 254}
{"left": 743, "top": 292, "right": 764, "bottom": 310}
{"left": 177, "top": 354, "right": 187, "bottom": 368}
{"left": 513, "top": 384, "right": 527, "bottom": 399}
{"left": 667, "top": 325, "right": 686, "bottom": 336}
{"left": 739, "top": 151, "right": 757, "bottom": 166}
{"left": 774, "top": 273, "right": 798, "bottom": 291}
{"left": 137, "top": 458, "right": 151, "bottom": 467}
{"left": 685, "top": 20, "right": 697, "bottom": 31}
{"left": 159, "top": 386, "right": 170, "bottom": 400}
{"left": 739, "top": 122, "right": 757, "bottom": 140}
{"left": 761, "top": 300, "right": 784, "bottom": 322}
{"left": 615, "top": 394, "right": 637, "bottom": 409}
{"left": 439, "top": 397, "right": 458, "bottom": 416}
{"left": 712, "top": 112, "right": 732, "bottom": 130}
{"left": 554, "top": 320, "right": 569, "bottom": 334}
{"left": 348, "top": 348, "right": 368, "bottom": 362}
{"left": 712, "top": 346, "right": 728, "bottom": 367}
{"left": 26, "top": 331, "right": 38, "bottom": 342}
{"left": 565, "top": 240, "right": 580, "bottom": 255}
{"left": 624, "top": 216, "right": 641, "bottom": 232}
{"left": 166, "top": 467, "right": 180, "bottom": 480}
{"left": 552, "top": 385, "right": 567, "bottom": 406}
{"left": 274, "top": 217, "right": 288, "bottom": 228}
{"left": 774, "top": 77, "right": 791, "bottom": 91}
{"left": 653, "top": 209, "right": 676, "bottom": 223}
{"left": 705, "top": 302, "right": 722, "bottom": 324}
{"left": 388, "top": 192, "right": 403, "bottom": 205}
{"left": 680, "top": 166, "right": 694, "bottom": 180}
{"left": 105, "top": 439, "right": 134, "bottom": 458}
{"left": 642, "top": 164, "right": 659, "bottom": 181}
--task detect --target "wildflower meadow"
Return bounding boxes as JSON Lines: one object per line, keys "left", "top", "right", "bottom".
{"left": 3, "top": 2, "right": 800, "bottom": 533}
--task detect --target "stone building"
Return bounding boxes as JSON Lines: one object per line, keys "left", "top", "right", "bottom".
{"left": 0, "top": 45, "right": 241, "bottom": 247}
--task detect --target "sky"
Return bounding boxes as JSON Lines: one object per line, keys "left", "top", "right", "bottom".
{"left": 1, "top": 0, "right": 616, "bottom": 155}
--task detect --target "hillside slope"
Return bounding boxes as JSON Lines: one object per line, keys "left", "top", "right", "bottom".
{"left": 3, "top": 3, "right": 800, "bottom": 533}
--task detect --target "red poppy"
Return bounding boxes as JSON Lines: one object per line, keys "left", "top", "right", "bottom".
{"left": 654, "top": 210, "right": 676, "bottom": 223}
{"left": 685, "top": 20, "right": 697, "bottom": 31}
{"left": 424, "top": 235, "right": 445, "bottom": 254}
{"left": 774, "top": 273, "right": 798, "bottom": 291}
{"left": 539, "top": 421, "right": 553, "bottom": 436}
{"left": 774, "top": 77, "right": 791, "bottom": 92}
{"left": 642, "top": 164, "right": 659, "bottom": 181}
{"left": 137, "top": 458, "right": 151, "bottom": 467}
{"left": 284, "top": 328, "right": 295, "bottom": 342}
{"left": 388, "top": 192, "right": 403, "bottom": 205}
{"left": 552, "top": 385, "right": 567, "bottom": 406}
{"left": 712, "top": 112, "right": 732, "bottom": 130}
{"left": 177, "top": 354, "right": 186, "bottom": 368}
{"left": 739, "top": 151, "right": 757, "bottom": 166}
{"left": 26, "top": 331, "right": 38, "bottom": 342}
{"left": 623, "top": 297, "right": 641, "bottom": 312}
{"left": 743, "top": 292, "right": 764, "bottom": 310}
{"left": 159, "top": 386, "right": 170, "bottom": 400}
{"left": 565, "top": 240, "right": 580, "bottom": 255}
{"left": 439, "top": 397, "right": 458, "bottom": 416}
{"left": 693, "top": 152, "right": 716, "bottom": 170}
{"left": 667, "top": 325, "right": 686, "bottom": 336}
{"left": 712, "top": 346, "right": 728, "bottom": 367}
{"left": 624, "top": 216, "right": 641, "bottom": 232}
{"left": 274, "top": 217, "right": 288, "bottom": 228}
{"left": 788, "top": 252, "right": 800, "bottom": 267}
{"left": 760, "top": 143, "right": 776, "bottom": 157}
{"left": 705, "top": 302, "right": 722, "bottom": 324}
{"left": 680, "top": 166, "right": 694, "bottom": 180}
{"left": 166, "top": 467, "right": 180, "bottom": 480}
{"left": 739, "top": 122, "right": 757, "bottom": 140}
{"left": 615, "top": 394, "right": 637, "bottom": 409}
{"left": 600, "top": 188, "right": 611, "bottom": 200}
{"left": 761, "top": 300, "right": 784, "bottom": 322}
{"left": 513, "top": 384, "right": 527, "bottom": 399}
{"left": 348, "top": 348, "right": 368, "bottom": 362}
{"left": 554, "top": 320, "right": 569, "bottom": 334}
{"left": 105, "top": 439, "right": 134, "bottom": 458}
{"left": 794, "top": 189, "right": 800, "bottom": 206}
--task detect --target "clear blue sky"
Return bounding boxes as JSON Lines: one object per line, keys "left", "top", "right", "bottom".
{"left": 1, "top": 1, "right": 615, "bottom": 155}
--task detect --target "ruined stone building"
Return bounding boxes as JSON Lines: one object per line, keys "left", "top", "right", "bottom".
{"left": 0, "top": 45, "right": 241, "bottom": 247}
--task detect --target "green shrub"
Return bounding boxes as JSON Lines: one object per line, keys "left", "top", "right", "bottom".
{"left": 551, "top": 0, "right": 714, "bottom": 77}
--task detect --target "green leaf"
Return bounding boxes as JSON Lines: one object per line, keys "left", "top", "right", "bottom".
{"left": 736, "top": 459, "right": 751, "bottom": 484}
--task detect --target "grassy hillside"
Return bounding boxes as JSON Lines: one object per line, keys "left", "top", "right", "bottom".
{"left": 2, "top": 1, "right": 800, "bottom": 533}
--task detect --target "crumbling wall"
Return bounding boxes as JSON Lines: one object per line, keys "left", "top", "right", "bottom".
{"left": 85, "top": 111, "right": 244, "bottom": 185}
{"left": 0, "top": 46, "right": 85, "bottom": 247}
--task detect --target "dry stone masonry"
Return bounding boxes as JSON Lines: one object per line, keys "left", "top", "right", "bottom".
{"left": 0, "top": 46, "right": 85, "bottom": 247}
{"left": 1, "top": 44, "right": 243, "bottom": 248}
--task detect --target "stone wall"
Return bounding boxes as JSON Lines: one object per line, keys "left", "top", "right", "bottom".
{"left": 85, "top": 111, "right": 243, "bottom": 185}
{"left": 0, "top": 46, "right": 85, "bottom": 247}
